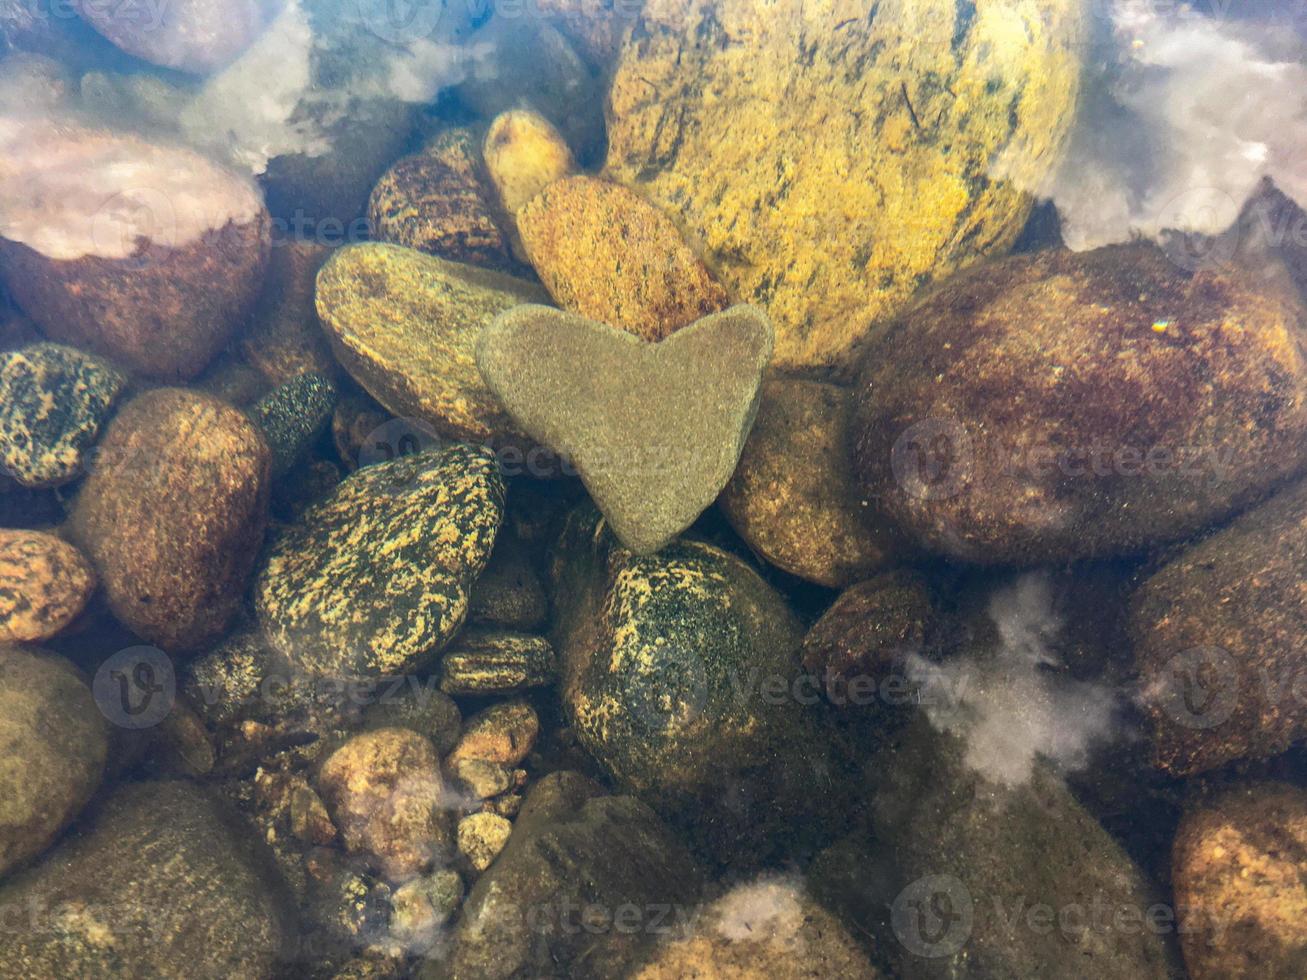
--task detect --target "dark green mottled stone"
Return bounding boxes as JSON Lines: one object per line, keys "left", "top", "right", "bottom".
{"left": 248, "top": 371, "right": 339, "bottom": 479}
{"left": 255, "top": 444, "right": 505, "bottom": 678}
{"left": 0, "top": 780, "right": 294, "bottom": 976}
{"left": 439, "top": 628, "right": 557, "bottom": 695}
{"left": 0, "top": 342, "right": 125, "bottom": 487}
{"left": 550, "top": 503, "right": 844, "bottom": 865}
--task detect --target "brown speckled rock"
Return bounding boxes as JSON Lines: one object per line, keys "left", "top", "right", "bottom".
{"left": 447, "top": 700, "right": 539, "bottom": 769}
{"left": 315, "top": 243, "right": 547, "bottom": 445}
{"left": 605, "top": 0, "right": 1085, "bottom": 374}
{"left": 852, "top": 244, "right": 1307, "bottom": 564}
{"left": 368, "top": 128, "right": 513, "bottom": 270}
{"left": 631, "top": 876, "right": 881, "bottom": 980}
{"left": 0, "top": 780, "right": 293, "bottom": 975}
{"left": 1172, "top": 783, "right": 1307, "bottom": 980}
{"left": 68, "top": 388, "right": 271, "bottom": 652}
{"left": 0, "top": 646, "right": 108, "bottom": 878}
{"left": 456, "top": 811, "right": 512, "bottom": 871}
{"left": 720, "top": 378, "right": 901, "bottom": 588}
{"left": 1130, "top": 476, "right": 1307, "bottom": 776}
{"left": 801, "top": 570, "right": 934, "bottom": 696}
{"left": 254, "top": 444, "right": 505, "bottom": 678}
{"left": 0, "top": 530, "right": 95, "bottom": 643}
{"left": 518, "top": 176, "right": 728, "bottom": 341}
{"left": 0, "top": 121, "right": 270, "bottom": 380}
{"left": 317, "top": 727, "right": 453, "bottom": 882}
{"left": 0, "top": 342, "right": 126, "bottom": 488}
{"left": 240, "top": 238, "right": 339, "bottom": 384}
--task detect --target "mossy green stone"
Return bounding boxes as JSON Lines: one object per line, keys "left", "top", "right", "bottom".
{"left": 255, "top": 444, "right": 505, "bottom": 678}
{"left": 0, "top": 342, "right": 125, "bottom": 487}
{"left": 439, "top": 628, "right": 557, "bottom": 695}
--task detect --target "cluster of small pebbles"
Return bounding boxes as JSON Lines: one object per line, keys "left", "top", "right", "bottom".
{"left": 0, "top": 2, "right": 1304, "bottom": 979}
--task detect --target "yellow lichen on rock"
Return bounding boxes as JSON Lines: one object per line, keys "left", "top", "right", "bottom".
{"left": 605, "top": 0, "right": 1087, "bottom": 374}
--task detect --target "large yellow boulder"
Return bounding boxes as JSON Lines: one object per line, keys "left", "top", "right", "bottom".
{"left": 605, "top": 0, "right": 1087, "bottom": 374}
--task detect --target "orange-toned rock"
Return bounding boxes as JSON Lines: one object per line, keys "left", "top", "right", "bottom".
{"left": 518, "top": 176, "right": 728, "bottom": 341}
{"left": 0, "top": 530, "right": 95, "bottom": 643}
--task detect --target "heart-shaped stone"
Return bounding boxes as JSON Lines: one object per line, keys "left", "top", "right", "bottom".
{"left": 477, "top": 304, "right": 774, "bottom": 553}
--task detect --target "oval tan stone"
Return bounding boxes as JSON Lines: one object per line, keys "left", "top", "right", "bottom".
{"left": 605, "top": 0, "right": 1086, "bottom": 373}
{"left": 0, "top": 530, "right": 95, "bottom": 643}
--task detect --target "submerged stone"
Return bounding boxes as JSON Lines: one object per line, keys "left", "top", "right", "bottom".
{"left": 0, "top": 530, "right": 95, "bottom": 643}
{"left": 852, "top": 244, "right": 1307, "bottom": 564}
{"left": 605, "top": 0, "right": 1086, "bottom": 373}
{"left": 477, "top": 303, "right": 773, "bottom": 554}
{"left": 315, "top": 243, "right": 547, "bottom": 445}
{"left": 1130, "top": 475, "right": 1307, "bottom": 775}
{"left": 255, "top": 444, "right": 505, "bottom": 678}
{"left": 0, "top": 342, "right": 125, "bottom": 488}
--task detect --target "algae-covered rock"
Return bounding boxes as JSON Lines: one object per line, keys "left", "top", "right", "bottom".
{"left": 432, "top": 771, "right": 705, "bottom": 980}
{"left": 631, "top": 876, "right": 881, "bottom": 979}
{"left": 367, "top": 128, "right": 513, "bottom": 270}
{"left": 439, "top": 629, "right": 557, "bottom": 695}
{"left": 0, "top": 530, "right": 95, "bottom": 643}
{"left": 1171, "top": 782, "right": 1307, "bottom": 980}
{"left": 255, "top": 444, "right": 505, "bottom": 678}
{"left": 1130, "top": 476, "right": 1307, "bottom": 776}
{"left": 0, "top": 646, "right": 108, "bottom": 878}
{"left": 549, "top": 504, "right": 841, "bottom": 863}
{"left": 0, "top": 343, "right": 125, "bottom": 488}
{"left": 315, "top": 243, "right": 547, "bottom": 445}
{"left": 720, "top": 377, "right": 901, "bottom": 587}
{"left": 518, "top": 175, "right": 728, "bottom": 341}
{"left": 68, "top": 388, "right": 271, "bottom": 652}
{"left": 605, "top": 0, "right": 1086, "bottom": 373}
{"left": 852, "top": 244, "right": 1307, "bottom": 564}
{"left": 826, "top": 716, "right": 1180, "bottom": 979}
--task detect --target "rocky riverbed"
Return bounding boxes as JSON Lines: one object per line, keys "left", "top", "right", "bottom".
{"left": 0, "top": 1, "right": 1305, "bottom": 978}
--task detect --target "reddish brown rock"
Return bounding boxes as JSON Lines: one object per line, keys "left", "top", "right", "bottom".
{"left": 0, "top": 119, "right": 270, "bottom": 380}
{"left": 852, "top": 244, "right": 1307, "bottom": 564}
{"left": 68, "top": 389, "right": 270, "bottom": 652}
{"left": 0, "top": 530, "right": 95, "bottom": 643}
{"left": 1172, "top": 783, "right": 1307, "bottom": 979}
{"left": 239, "top": 238, "right": 339, "bottom": 384}
{"left": 801, "top": 570, "right": 933, "bottom": 697}
{"left": 1130, "top": 476, "right": 1307, "bottom": 776}
{"left": 517, "top": 175, "right": 728, "bottom": 341}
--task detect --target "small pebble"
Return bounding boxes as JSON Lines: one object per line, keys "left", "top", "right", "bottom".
{"left": 447, "top": 700, "right": 539, "bottom": 768}
{"left": 0, "top": 529, "right": 95, "bottom": 643}
{"left": 457, "top": 812, "right": 513, "bottom": 872}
